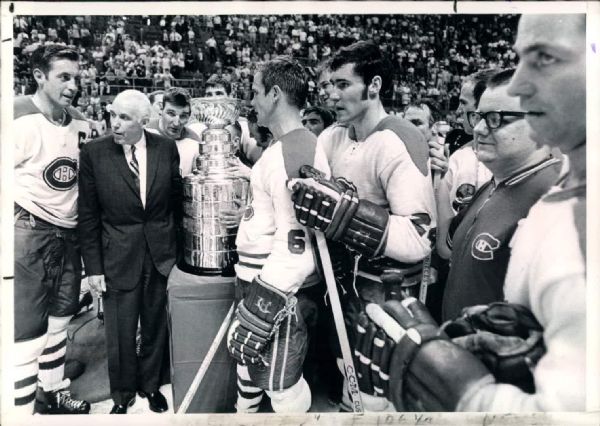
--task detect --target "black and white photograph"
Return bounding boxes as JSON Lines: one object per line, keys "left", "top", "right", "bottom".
{"left": 1, "top": 1, "right": 599, "bottom": 424}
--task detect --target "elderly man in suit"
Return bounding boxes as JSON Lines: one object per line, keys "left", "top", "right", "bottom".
{"left": 78, "top": 89, "right": 182, "bottom": 414}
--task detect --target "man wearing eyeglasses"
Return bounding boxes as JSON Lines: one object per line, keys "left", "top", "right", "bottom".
{"left": 357, "top": 14, "right": 586, "bottom": 412}
{"left": 441, "top": 68, "right": 561, "bottom": 321}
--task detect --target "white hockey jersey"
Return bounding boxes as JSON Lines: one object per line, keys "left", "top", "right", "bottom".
{"left": 318, "top": 116, "right": 435, "bottom": 264}
{"left": 146, "top": 121, "right": 200, "bottom": 177}
{"left": 14, "top": 96, "right": 91, "bottom": 228}
{"left": 235, "top": 128, "right": 331, "bottom": 294}
{"left": 442, "top": 142, "right": 492, "bottom": 214}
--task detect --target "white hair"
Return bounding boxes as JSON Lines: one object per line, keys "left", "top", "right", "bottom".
{"left": 113, "top": 89, "right": 152, "bottom": 123}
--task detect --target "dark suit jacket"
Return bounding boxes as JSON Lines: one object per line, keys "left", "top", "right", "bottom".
{"left": 78, "top": 130, "right": 182, "bottom": 290}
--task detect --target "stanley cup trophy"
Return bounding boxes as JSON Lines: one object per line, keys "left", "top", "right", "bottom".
{"left": 181, "top": 96, "right": 249, "bottom": 275}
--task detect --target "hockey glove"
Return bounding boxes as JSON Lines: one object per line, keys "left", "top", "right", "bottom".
{"left": 365, "top": 298, "right": 494, "bottom": 411}
{"left": 227, "top": 276, "right": 297, "bottom": 365}
{"left": 288, "top": 165, "right": 389, "bottom": 257}
{"left": 442, "top": 302, "right": 546, "bottom": 393}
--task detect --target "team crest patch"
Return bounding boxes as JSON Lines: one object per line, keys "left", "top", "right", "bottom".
{"left": 255, "top": 297, "right": 272, "bottom": 314}
{"left": 471, "top": 233, "right": 500, "bottom": 260}
{"left": 43, "top": 157, "right": 78, "bottom": 191}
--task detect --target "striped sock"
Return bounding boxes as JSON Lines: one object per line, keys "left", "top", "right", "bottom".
{"left": 38, "top": 316, "right": 71, "bottom": 392}
{"left": 236, "top": 364, "right": 264, "bottom": 413}
{"left": 13, "top": 334, "right": 47, "bottom": 413}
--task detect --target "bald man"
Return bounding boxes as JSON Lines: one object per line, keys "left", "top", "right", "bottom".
{"left": 78, "top": 89, "right": 182, "bottom": 414}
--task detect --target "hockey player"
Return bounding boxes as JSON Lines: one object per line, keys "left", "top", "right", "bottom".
{"left": 226, "top": 56, "right": 331, "bottom": 413}
{"left": 441, "top": 68, "right": 562, "bottom": 321}
{"left": 13, "top": 44, "right": 91, "bottom": 414}
{"left": 434, "top": 69, "right": 495, "bottom": 259}
{"left": 358, "top": 14, "right": 586, "bottom": 412}
{"left": 290, "top": 40, "right": 436, "bottom": 411}
{"left": 146, "top": 87, "right": 200, "bottom": 177}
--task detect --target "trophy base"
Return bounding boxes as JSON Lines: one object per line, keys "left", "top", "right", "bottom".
{"left": 178, "top": 260, "right": 237, "bottom": 278}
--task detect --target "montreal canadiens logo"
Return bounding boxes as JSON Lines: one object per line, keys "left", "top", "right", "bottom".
{"left": 43, "top": 157, "right": 78, "bottom": 191}
{"left": 471, "top": 232, "right": 500, "bottom": 261}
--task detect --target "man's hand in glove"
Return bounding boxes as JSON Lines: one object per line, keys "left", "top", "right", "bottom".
{"left": 362, "top": 298, "right": 494, "bottom": 411}
{"left": 227, "top": 276, "right": 297, "bottom": 365}
{"left": 287, "top": 165, "right": 389, "bottom": 257}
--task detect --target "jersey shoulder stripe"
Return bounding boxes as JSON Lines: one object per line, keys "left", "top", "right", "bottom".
{"left": 66, "top": 105, "right": 87, "bottom": 122}
{"left": 372, "top": 116, "right": 429, "bottom": 176}
{"left": 14, "top": 96, "right": 39, "bottom": 119}
{"left": 280, "top": 128, "right": 316, "bottom": 179}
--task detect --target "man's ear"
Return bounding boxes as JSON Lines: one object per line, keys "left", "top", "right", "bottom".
{"left": 270, "top": 85, "right": 281, "bottom": 103}
{"left": 369, "top": 76, "right": 383, "bottom": 98}
{"left": 32, "top": 68, "right": 46, "bottom": 85}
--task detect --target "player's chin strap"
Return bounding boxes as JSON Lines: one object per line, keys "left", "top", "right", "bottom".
{"left": 310, "top": 229, "right": 364, "bottom": 414}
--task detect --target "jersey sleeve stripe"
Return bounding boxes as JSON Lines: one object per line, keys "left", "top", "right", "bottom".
{"left": 237, "top": 251, "right": 270, "bottom": 259}
{"left": 237, "top": 261, "right": 263, "bottom": 270}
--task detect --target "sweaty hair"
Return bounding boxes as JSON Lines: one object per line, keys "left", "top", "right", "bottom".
{"left": 30, "top": 44, "right": 79, "bottom": 76}
{"left": 486, "top": 68, "right": 516, "bottom": 89}
{"left": 162, "top": 87, "right": 191, "bottom": 109}
{"left": 259, "top": 56, "right": 308, "bottom": 110}
{"left": 205, "top": 76, "right": 231, "bottom": 96}
{"left": 464, "top": 68, "right": 500, "bottom": 107}
{"left": 330, "top": 40, "right": 392, "bottom": 96}
{"left": 303, "top": 106, "right": 335, "bottom": 128}
{"left": 148, "top": 90, "right": 165, "bottom": 105}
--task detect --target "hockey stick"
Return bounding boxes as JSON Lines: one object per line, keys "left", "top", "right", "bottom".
{"left": 419, "top": 135, "right": 445, "bottom": 304}
{"left": 177, "top": 301, "right": 236, "bottom": 414}
{"left": 312, "top": 230, "right": 364, "bottom": 414}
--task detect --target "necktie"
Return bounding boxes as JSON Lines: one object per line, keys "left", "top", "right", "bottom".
{"left": 130, "top": 145, "right": 140, "bottom": 194}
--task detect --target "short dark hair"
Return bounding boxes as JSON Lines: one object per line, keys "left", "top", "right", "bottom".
{"left": 30, "top": 44, "right": 79, "bottom": 76}
{"left": 303, "top": 106, "right": 335, "bottom": 128}
{"left": 205, "top": 76, "right": 231, "bottom": 96}
{"left": 162, "top": 87, "right": 191, "bottom": 109}
{"left": 148, "top": 90, "right": 165, "bottom": 105}
{"left": 330, "top": 40, "right": 392, "bottom": 96}
{"left": 259, "top": 56, "right": 308, "bottom": 110}
{"left": 486, "top": 68, "right": 516, "bottom": 90}
{"left": 464, "top": 68, "right": 500, "bottom": 107}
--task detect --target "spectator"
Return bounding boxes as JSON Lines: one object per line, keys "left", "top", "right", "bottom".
{"left": 302, "top": 106, "right": 335, "bottom": 137}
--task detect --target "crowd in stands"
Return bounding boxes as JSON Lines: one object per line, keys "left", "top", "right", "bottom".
{"left": 13, "top": 14, "right": 518, "bottom": 130}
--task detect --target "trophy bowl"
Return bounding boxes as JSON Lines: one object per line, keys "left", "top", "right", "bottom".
{"left": 191, "top": 96, "right": 241, "bottom": 128}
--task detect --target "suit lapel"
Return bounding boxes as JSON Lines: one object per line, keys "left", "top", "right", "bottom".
{"left": 145, "top": 131, "right": 159, "bottom": 199}
{"left": 111, "top": 137, "right": 140, "bottom": 198}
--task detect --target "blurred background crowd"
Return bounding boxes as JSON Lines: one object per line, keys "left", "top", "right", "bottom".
{"left": 13, "top": 14, "right": 519, "bottom": 135}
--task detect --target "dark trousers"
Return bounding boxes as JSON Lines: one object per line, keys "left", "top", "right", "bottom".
{"left": 104, "top": 247, "right": 168, "bottom": 405}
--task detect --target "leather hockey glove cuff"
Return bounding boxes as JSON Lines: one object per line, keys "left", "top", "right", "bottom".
{"left": 290, "top": 165, "right": 389, "bottom": 257}
{"left": 366, "top": 299, "right": 494, "bottom": 411}
{"left": 227, "top": 276, "right": 297, "bottom": 365}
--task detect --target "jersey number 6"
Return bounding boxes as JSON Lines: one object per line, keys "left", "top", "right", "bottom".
{"left": 288, "top": 229, "right": 306, "bottom": 254}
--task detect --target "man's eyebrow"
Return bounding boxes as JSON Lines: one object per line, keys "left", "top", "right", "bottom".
{"left": 515, "top": 42, "right": 563, "bottom": 56}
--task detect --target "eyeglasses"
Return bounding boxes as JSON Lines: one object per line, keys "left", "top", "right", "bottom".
{"left": 467, "top": 110, "right": 533, "bottom": 130}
